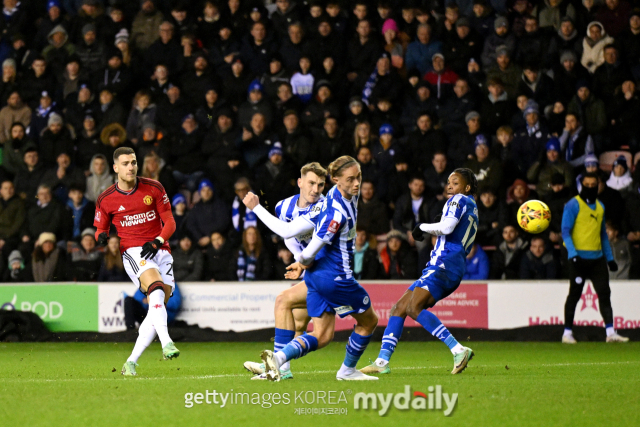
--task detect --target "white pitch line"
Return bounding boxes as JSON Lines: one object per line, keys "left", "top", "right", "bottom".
{"left": 1, "top": 361, "right": 638, "bottom": 384}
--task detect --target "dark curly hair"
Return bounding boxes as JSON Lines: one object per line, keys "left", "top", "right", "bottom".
{"left": 452, "top": 168, "right": 478, "bottom": 196}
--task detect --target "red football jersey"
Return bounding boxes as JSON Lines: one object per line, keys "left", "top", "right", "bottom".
{"left": 94, "top": 177, "right": 173, "bottom": 253}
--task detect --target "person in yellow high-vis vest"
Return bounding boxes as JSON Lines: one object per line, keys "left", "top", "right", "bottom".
{"left": 561, "top": 172, "right": 629, "bottom": 343}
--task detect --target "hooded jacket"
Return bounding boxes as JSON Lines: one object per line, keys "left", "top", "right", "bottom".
{"left": 581, "top": 22, "right": 614, "bottom": 73}
{"left": 85, "top": 154, "right": 115, "bottom": 202}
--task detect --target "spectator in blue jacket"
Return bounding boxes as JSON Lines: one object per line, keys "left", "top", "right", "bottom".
{"left": 463, "top": 243, "right": 490, "bottom": 280}
{"left": 405, "top": 23, "right": 442, "bottom": 76}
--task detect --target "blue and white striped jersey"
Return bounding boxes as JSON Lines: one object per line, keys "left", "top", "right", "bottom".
{"left": 312, "top": 186, "right": 359, "bottom": 279}
{"left": 274, "top": 194, "right": 324, "bottom": 254}
{"left": 428, "top": 194, "right": 479, "bottom": 277}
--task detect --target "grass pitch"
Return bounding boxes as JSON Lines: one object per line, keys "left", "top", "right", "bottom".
{"left": 1, "top": 341, "right": 638, "bottom": 427}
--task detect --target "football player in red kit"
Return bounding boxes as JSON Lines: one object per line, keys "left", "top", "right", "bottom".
{"left": 94, "top": 147, "right": 179, "bottom": 376}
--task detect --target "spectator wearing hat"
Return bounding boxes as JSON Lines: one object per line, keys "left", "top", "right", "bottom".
{"left": 168, "top": 114, "right": 205, "bottom": 192}
{"left": 606, "top": 155, "right": 634, "bottom": 195}
{"left": 254, "top": 142, "right": 297, "bottom": 212}
{"left": 85, "top": 153, "right": 113, "bottom": 202}
{"left": 0, "top": 58, "right": 19, "bottom": 107}
{"left": 357, "top": 52, "right": 403, "bottom": 108}
{"left": 170, "top": 193, "right": 188, "bottom": 246}
{"left": 195, "top": 85, "right": 227, "bottom": 131}
{"left": 610, "top": 80, "right": 640, "bottom": 151}
{"left": 575, "top": 154, "right": 599, "bottom": 192}
{"left": 155, "top": 84, "right": 190, "bottom": 135}
{"left": 3, "top": 123, "right": 34, "bottom": 175}
{"left": 481, "top": 16, "right": 516, "bottom": 69}
{"left": 184, "top": 178, "right": 231, "bottom": 248}
{"left": 42, "top": 152, "right": 85, "bottom": 202}
{"left": 465, "top": 134, "right": 503, "bottom": 194}
{"left": 23, "top": 184, "right": 69, "bottom": 244}
{"left": 260, "top": 53, "right": 290, "bottom": 101}
{"left": 469, "top": 0, "right": 496, "bottom": 38}
{"left": 405, "top": 23, "right": 441, "bottom": 76}
{"left": 444, "top": 16, "right": 483, "bottom": 75}
{"left": 480, "top": 77, "right": 515, "bottom": 136}
{"left": 68, "top": 227, "right": 102, "bottom": 281}
{"left": 552, "top": 50, "right": 590, "bottom": 105}
{"left": 381, "top": 19, "right": 404, "bottom": 70}
{"left": 3, "top": 249, "right": 31, "bottom": 282}
{"left": 238, "top": 79, "right": 274, "bottom": 128}
{"left": 29, "top": 91, "right": 60, "bottom": 143}
{"left": 463, "top": 243, "right": 490, "bottom": 280}
{"left": 60, "top": 56, "right": 85, "bottom": 101}
{"left": 240, "top": 21, "right": 278, "bottom": 76}
{"left": 28, "top": 231, "right": 67, "bottom": 282}
{"left": 0, "top": 180, "right": 25, "bottom": 249}
{"left": 13, "top": 147, "right": 46, "bottom": 201}
{"left": 485, "top": 45, "right": 522, "bottom": 99}
{"left": 0, "top": 91, "right": 30, "bottom": 144}
{"left": 97, "top": 47, "right": 132, "bottom": 100}
{"left": 34, "top": 1, "right": 69, "bottom": 52}
{"left": 64, "top": 82, "right": 99, "bottom": 133}
{"left": 370, "top": 122, "right": 400, "bottom": 178}
{"left": 76, "top": 23, "right": 105, "bottom": 73}
{"left": 440, "top": 79, "right": 478, "bottom": 137}
{"left": 290, "top": 55, "right": 315, "bottom": 105}
{"left": 511, "top": 101, "right": 551, "bottom": 175}
{"left": 559, "top": 113, "right": 596, "bottom": 168}
{"left": 448, "top": 110, "right": 482, "bottom": 167}
{"left": 173, "top": 232, "right": 204, "bottom": 281}
{"left": 424, "top": 53, "right": 459, "bottom": 100}
{"left": 379, "top": 229, "right": 419, "bottom": 280}
{"left": 42, "top": 24, "right": 76, "bottom": 82}
{"left": 546, "top": 17, "right": 583, "bottom": 69}
{"left": 144, "top": 21, "right": 182, "bottom": 76}
{"left": 517, "top": 62, "right": 555, "bottom": 110}
{"left": 279, "top": 110, "right": 313, "bottom": 168}
{"left": 39, "top": 112, "right": 74, "bottom": 167}
{"left": 125, "top": 90, "right": 156, "bottom": 144}
{"left": 527, "top": 137, "right": 574, "bottom": 196}
{"left": 477, "top": 189, "right": 507, "bottom": 246}
{"left": 99, "top": 122, "right": 134, "bottom": 162}
{"left": 581, "top": 21, "right": 614, "bottom": 74}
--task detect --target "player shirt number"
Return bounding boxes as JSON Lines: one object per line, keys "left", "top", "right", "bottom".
{"left": 461, "top": 215, "right": 478, "bottom": 251}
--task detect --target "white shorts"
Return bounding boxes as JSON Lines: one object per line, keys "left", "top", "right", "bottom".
{"left": 122, "top": 247, "right": 175, "bottom": 293}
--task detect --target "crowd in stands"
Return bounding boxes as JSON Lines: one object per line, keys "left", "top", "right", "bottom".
{"left": 1, "top": 0, "right": 639, "bottom": 283}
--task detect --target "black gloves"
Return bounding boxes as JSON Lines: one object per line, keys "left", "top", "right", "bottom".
{"left": 608, "top": 261, "right": 618, "bottom": 272}
{"left": 412, "top": 224, "right": 425, "bottom": 242}
{"left": 141, "top": 238, "right": 163, "bottom": 260}
{"left": 96, "top": 232, "right": 109, "bottom": 247}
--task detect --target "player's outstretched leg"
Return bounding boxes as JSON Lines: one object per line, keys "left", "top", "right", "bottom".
{"left": 360, "top": 291, "right": 412, "bottom": 374}
{"left": 122, "top": 316, "right": 156, "bottom": 376}
{"left": 407, "top": 288, "right": 473, "bottom": 374}
{"left": 337, "top": 307, "right": 379, "bottom": 381}
{"left": 146, "top": 280, "right": 179, "bottom": 359}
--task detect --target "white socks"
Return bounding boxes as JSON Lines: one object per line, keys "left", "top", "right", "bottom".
{"left": 274, "top": 351, "right": 286, "bottom": 368}
{"left": 606, "top": 326, "right": 615, "bottom": 337}
{"left": 127, "top": 316, "right": 156, "bottom": 363}
{"left": 563, "top": 329, "right": 573, "bottom": 337}
{"left": 375, "top": 358, "right": 389, "bottom": 367}
{"left": 337, "top": 364, "right": 355, "bottom": 376}
{"left": 281, "top": 361, "right": 291, "bottom": 371}
{"left": 147, "top": 289, "right": 172, "bottom": 347}
{"left": 451, "top": 343, "right": 465, "bottom": 355}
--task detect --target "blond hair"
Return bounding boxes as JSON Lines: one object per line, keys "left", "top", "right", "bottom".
{"left": 497, "top": 125, "right": 513, "bottom": 136}
{"left": 300, "top": 162, "right": 327, "bottom": 178}
{"left": 328, "top": 156, "right": 359, "bottom": 178}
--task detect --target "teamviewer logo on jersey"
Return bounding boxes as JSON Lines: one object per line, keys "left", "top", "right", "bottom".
{"left": 118, "top": 205, "right": 125, "bottom": 211}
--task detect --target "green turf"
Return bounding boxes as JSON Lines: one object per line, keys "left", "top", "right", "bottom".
{"left": 1, "top": 341, "right": 639, "bottom": 427}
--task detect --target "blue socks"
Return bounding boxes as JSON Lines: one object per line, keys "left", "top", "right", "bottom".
{"left": 280, "top": 334, "right": 318, "bottom": 361}
{"left": 343, "top": 332, "right": 373, "bottom": 368}
{"left": 379, "top": 316, "right": 404, "bottom": 362}
{"left": 274, "top": 328, "right": 295, "bottom": 353}
{"left": 416, "top": 309, "right": 461, "bottom": 353}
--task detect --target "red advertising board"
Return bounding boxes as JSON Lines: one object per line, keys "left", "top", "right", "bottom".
{"left": 331, "top": 283, "right": 488, "bottom": 331}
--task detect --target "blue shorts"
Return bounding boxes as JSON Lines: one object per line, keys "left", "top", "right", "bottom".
{"left": 408, "top": 265, "right": 462, "bottom": 302}
{"left": 304, "top": 270, "right": 372, "bottom": 318}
